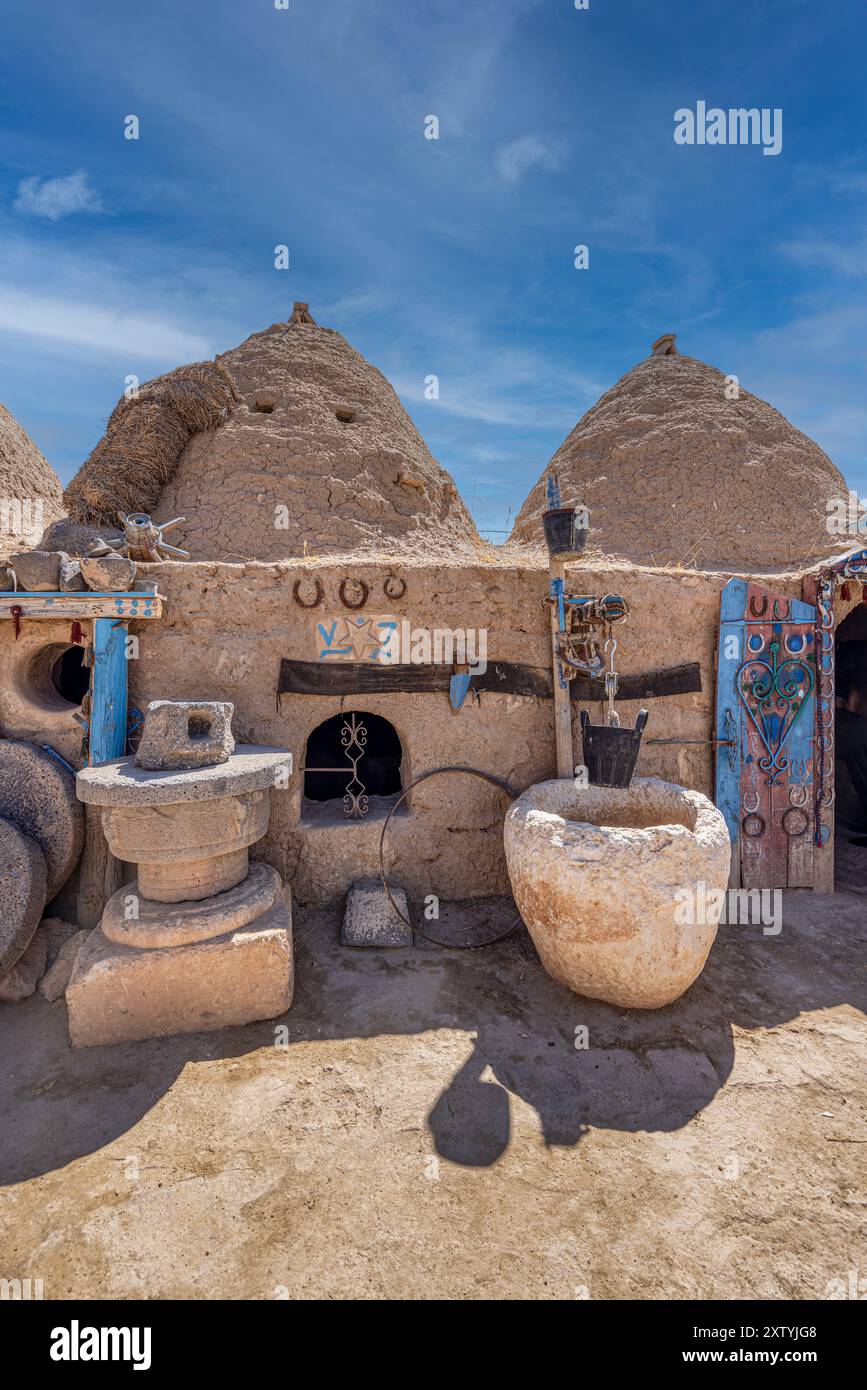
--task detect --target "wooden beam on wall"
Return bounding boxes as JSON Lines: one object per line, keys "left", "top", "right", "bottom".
{"left": 278, "top": 658, "right": 702, "bottom": 702}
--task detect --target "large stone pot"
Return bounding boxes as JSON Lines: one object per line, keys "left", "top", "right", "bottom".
{"left": 504, "top": 776, "right": 731, "bottom": 1009}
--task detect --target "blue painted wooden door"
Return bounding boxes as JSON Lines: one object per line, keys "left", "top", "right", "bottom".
{"left": 89, "top": 619, "right": 128, "bottom": 765}
{"left": 715, "top": 579, "right": 816, "bottom": 888}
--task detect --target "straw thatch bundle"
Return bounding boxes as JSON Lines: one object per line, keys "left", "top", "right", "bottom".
{"left": 65, "top": 361, "right": 236, "bottom": 525}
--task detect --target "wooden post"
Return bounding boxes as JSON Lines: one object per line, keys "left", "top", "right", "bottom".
{"left": 77, "top": 618, "right": 128, "bottom": 927}
{"left": 549, "top": 557, "right": 574, "bottom": 778}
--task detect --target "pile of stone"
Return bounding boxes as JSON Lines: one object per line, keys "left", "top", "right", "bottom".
{"left": 5, "top": 546, "right": 136, "bottom": 593}
{"left": 0, "top": 739, "right": 85, "bottom": 1000}
{"left": 68, "top": 700, "right": 294, "bottom": 1046}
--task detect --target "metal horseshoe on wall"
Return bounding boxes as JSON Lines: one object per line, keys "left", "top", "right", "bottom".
{"left": 782, "top": 807, "right": 809, "bottom": 838}
{"left": 749, "top": 594, "right": 769, "bottom": 618}
{"left": 292, "top": 577, "right": 324, "bottom": 609}
{"left": 383, "top": 574, "right": 407, "bottom": 601}
{"left": 741, "top": 789, "right": 765, "bottom": 838}
{"left": 339, "top": 578, "right": 369, "bottom": 610}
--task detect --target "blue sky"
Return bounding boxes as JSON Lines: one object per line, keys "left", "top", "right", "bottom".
{"left": 1, "top": 0, "right": 865, "bottom": 538}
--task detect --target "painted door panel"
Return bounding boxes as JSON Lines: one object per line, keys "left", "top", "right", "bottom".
{"left": 715, "top": 579, "right": 815, "bottom": 888}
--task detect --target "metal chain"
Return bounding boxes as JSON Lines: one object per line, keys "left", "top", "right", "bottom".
{"left": 604, "top": 628, "right": 620, "bottom": 727}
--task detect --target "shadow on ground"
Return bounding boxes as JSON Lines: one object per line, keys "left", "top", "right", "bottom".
{"left": 2, "top": 887, "right": 866, "bottom": 1182}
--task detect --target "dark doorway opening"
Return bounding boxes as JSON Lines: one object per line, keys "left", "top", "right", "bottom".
{"left": 303, "top": 711, "right": 402, "bottom": 818}
{"left": 52, "top": 646, "right": 90, "bottom": 705}
{"left": 834, "top": 607, "right": 867, "bottom": 890}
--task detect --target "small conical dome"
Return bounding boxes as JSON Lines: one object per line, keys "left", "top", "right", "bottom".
{"left": 66, "top": 306, "right": 480, "bottom": 561}
{"left": 510, "top": 343, "right": 847, "bottom": 570}
{"left": 0, "top": 402, "right": 64, "bottom": 561}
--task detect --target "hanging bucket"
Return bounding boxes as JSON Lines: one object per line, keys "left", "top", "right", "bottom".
{"left": 580, "top": 709, "right": 649, "bottom": 789}
{"left": 542, "top": 507, "right": 588, "bottom": 559}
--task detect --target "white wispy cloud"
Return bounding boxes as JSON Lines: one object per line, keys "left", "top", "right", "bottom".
{"left": 778, "top": 231, "right": 867, "bottom": 279}
{"left": 495, "top": 135, "right": 561, "bottom": 185}
{"left": 12, "top": 169, "right": 103, "bottom": 221}
{"left": 0, "top": 286, "right": 212, "bottom": 360}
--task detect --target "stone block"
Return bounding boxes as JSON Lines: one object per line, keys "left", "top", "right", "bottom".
{"left": 80, "top": 553, "right": 137, "bottom": 592}
{"left": 0, "top": 927, "right": 48, "bottom": 1002}
{"left": 9, "top": 550, "right": 62, "bottom": 591}
{"left": 67, "top": 893, "right": 293, "bottom": 1047}
{"left": 59, "top": 556, "right": 86, "bottom": 591}
{"left": 101, "top": 790, "right": 269, "bottom": 864}
{"left": 38, "top": 929, "right": 88, "bottom": 1002}
{"left": 136, "top": 700, "right": 235, "bottom": 771}
{"left": 341, "top": 877, "right": 412, "bottom": 948}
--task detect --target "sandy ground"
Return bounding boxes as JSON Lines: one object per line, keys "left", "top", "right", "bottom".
{"left": 1, "top": 889, "right": 865, "bottom": 1301}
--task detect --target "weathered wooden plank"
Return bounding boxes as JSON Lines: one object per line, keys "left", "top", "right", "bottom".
{"left": 715, "top": 578, "right": 746, "bottom": 886}
{"left": 77, "top": 804, "right": 123, "bottom": 930}
{"left": 78, "top": 619, "right": 129, "bottom": 928}
{"left": 803, "top": 574, "right": 834, "bottom": 892}
{"left": 0, "top": 588, "right": 162, "bottom": 620}
{"left": 90, "top": 619, "right": 128, "bottom": 765}
{"left": 278, "top": 657, "right": 702, "bottom": 702}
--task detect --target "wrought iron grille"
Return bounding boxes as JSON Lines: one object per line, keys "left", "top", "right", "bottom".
{"left": 303, "top": 712, "right": 370, "bottom": 818}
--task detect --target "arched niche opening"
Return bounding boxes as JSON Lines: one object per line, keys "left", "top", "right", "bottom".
{"left": 302, "top": 710, "right": 405, "bottom": 822}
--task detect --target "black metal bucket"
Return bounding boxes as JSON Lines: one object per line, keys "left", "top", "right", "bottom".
{"left": 580, "top": 709, "right": 649, "bottom": 788}
{"left": 542, "top": 507, "right": 588, "bottom": 559}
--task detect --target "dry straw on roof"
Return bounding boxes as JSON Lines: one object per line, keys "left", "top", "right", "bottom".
{"left": 65, "top": 361, "right": 236, "bottom": 525}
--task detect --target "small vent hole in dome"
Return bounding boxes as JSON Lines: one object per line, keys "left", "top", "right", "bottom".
{"left": 254, "top": 398, "right": 276, "bottom": 414}
{"left": 335, "top": 407, "right": 355, "bottom": 424}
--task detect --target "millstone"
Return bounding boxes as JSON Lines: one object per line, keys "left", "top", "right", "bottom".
{"left": 101, "top": 862, "right": 284, "bottom": 949}
{"left": 0, "top": 739, "right": 85, "bottom": 900}
{"left": 0, "top": 816, "right": 48, "bottom": 974}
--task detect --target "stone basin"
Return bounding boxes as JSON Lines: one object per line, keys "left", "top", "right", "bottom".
{"left": 503, "top": 776, "right": 731, "bottom": 1009}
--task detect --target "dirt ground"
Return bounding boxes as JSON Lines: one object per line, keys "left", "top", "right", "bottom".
{"left": 1, "top": 888, "right": 865, "bottom": 1301}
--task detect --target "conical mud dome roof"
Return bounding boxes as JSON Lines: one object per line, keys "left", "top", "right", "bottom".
{"left": 66, "top": 303, "right": 480, "bottom": 561}
{"left": 0, "top": 402, "right": 64, "bottom": 561}
{"left": 510, "top": 338, "right": 847, "bottom": 569}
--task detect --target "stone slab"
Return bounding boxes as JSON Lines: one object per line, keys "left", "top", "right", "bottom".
{"left": 341, "top": 877, "right": 412, "bottom": 948}
{"left": 80, "top": 553, "right": 137, "bottom": 592}
{"left": 8, "top": 550, "right": 62, "bottom": 591}
{"left": 101, "top": 790, "right": 269, "bottom": 864}
{"left": 102, "top": 862, "right": 284, "bottom": 948}
{"left": 0, "top": 926, "right": 47, "bottom": 1002}
{"left": 38, "top": 929, "right": 88, "bottom": 1002}
{"left": 0, "top": 739, "right": 85, "bottom": 900}
{"left": 0, "top": 817, "right": 48, "bottom": 974}
{"left": 136, "top": 700, "right": 235, "bottom": 771}
{"left": 76, "top": 746, "right": 293, "bottom": 807}
{"left": 67, "top": 893, "right": 294, "bottom": 1047}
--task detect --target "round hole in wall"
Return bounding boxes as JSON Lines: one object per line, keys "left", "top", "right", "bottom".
{"left": 23, "top": 643, "right": 90, "bottom": 711}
